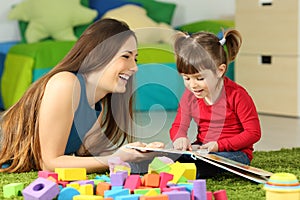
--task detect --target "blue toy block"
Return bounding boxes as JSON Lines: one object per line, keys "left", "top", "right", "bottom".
{"left": 3, "top": 183, "right": 24, "bottom": 198}
{"left": 22, "top": 177, "right": 60, "bottom": 200}
{"left": 104, "top": 188, "right": 130, "bottom": 199}
{"left": 163, "top": 191, "right": 191, "bottom": 200}
{"left": 115, "top": 194, "right": 141, "bottom": 200}
{"left": 57, "top": 187, "right": 80, "bottom": 200}
{"left": 95, "top": 174, "right": 110, "bottom": 182}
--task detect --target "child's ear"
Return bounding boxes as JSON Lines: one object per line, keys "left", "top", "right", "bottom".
{"left": 217, "top": 64, "right": 226, "bottom": 77}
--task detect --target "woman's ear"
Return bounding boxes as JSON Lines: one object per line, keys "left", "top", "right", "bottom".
{"left": 217, "top": 64, "right": 226, "bottom": 78}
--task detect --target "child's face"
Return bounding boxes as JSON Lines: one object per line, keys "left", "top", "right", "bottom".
{"left": 181, "top": 69, "right": 220, "bottom": 101}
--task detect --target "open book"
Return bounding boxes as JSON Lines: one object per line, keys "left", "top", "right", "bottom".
{"left": 126, "top": 145, "right": 273, "bottom": 184}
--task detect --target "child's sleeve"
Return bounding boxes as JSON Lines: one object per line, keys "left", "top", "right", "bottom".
{"left": 169, "top": 90, "right": 193, "bottom": 141}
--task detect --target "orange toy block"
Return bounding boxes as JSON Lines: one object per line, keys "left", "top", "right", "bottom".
{"left": 55, "top": 168, "right": 86, "bottom": 181}
{"left": 182, "top": 163, "right": 196, "bottom": 180}
{"left": 139, "top": 194, "right": 168, "bottom": 200}
{"left": 142, "top": 174, "right": 160, "bottom": 188}
{"left": 96, "top": 182, "right": 111, "bottom": 196}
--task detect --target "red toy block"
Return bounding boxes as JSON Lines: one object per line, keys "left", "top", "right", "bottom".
{"left": 124, "top": 175, "right": 142, "bottom": 192}
{"left": 96, "top": 182, "right": 111, "bottom": 196}
{"left": 207, "top": 191, "right": 213, "bottom": 200}
{"left": 38, "top": 171, "right": 58, "bottom": 182}
{"left": 159, "top": 172, "right": 173, "bottom": 189}
{"left": 142, "top": 174, "right": 160, "bottom": 188}
{"left": 214, "top": 189, "right": 228, "bottom": 200}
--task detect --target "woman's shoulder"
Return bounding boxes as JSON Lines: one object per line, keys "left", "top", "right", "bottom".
{"left": 44, "top": 72, "right": 81, "bottom": 108}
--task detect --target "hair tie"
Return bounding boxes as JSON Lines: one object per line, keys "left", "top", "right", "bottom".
{"left": 219, "top": 37, "right": 226, "bottom": 46}
{"left": 185, "top": 34, "right": 190, "bottom": 39}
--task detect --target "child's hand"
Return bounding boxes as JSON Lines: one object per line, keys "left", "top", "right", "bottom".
{"left": 200, "top": 141, "right": 218, "bottom": 152}
{"left": 173, "top": 137, "right": 192, "bottom": 151}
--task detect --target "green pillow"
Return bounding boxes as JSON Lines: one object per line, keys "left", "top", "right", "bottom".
{"left": 10, "top": 0, "right": 97, "bottom": 43}
{"left": 129, "top": 0, "right": 176, "bottom": 25}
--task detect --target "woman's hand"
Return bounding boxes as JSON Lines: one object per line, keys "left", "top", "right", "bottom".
{"left": 111, "top": 142, "right": 161, "bottom": 163}
{"left": 200, "top": 141, "right": 218, "bottom": 152}
{"left": 145, "top": 141, "right": 165, "bottom": 149}
{"left": 173, "top": 137, "right": 192, "bottom": 151}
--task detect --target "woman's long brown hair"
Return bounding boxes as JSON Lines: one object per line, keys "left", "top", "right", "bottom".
{"left": 0, "top": 18, "right": 136, "bottom": 172}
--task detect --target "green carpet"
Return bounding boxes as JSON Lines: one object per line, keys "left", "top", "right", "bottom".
{"left": 0, "top": 148, "right": 299, "bottom": 199}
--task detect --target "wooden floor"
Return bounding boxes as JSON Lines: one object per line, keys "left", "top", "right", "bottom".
{"left": 135, "top": 111, "right": 300, "bottom": 152}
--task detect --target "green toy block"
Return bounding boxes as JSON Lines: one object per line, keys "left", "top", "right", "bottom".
{"left": 3, "top": 183, "right": 24, "bottom": 198}
{"left": 134, "top": 188, "right": 161, "bottom": 195}
{"left": 148, "top": 157, "right": 171, "bottom": 173}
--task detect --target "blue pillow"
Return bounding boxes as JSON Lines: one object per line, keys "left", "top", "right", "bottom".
{"left": 89, "top": 0, "right": 142, "bottom": 20}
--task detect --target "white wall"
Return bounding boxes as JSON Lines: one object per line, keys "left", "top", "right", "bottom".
{"left": 159, "top": 0, "right": 235, "bottom": 27}
{"left": 0, "top": 0, "right": 235, "bottom": 42}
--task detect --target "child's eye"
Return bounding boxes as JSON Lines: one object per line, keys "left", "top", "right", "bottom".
{"left": 183, "top": 77, "right": 190, "bottom": 81}
{"left": 197, "top": 77, "right": 204, "bottom": 81}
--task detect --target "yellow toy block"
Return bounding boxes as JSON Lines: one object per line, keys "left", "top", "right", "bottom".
{"left": 182, "top": 163, "right": 196, "bottom": 180}
{"left": 73, "top": 195, "right": 103, "bottom": 200}
{"left": 78, "top": 184, "right": 94, "bottom": 195}
{"left": 113, "top": 165, "right": 131, "bottom": 175}
{"left": 144, "top": 189, "right": 160, "bottom": 196}
{"left": 55, "top": 168, "right": 86, "bottom": 181}
{"left": 168, "top": 162, "right": 186, "bottom": 184}
{"left": 66, "top": 183, "right": 80, "bottom": 190}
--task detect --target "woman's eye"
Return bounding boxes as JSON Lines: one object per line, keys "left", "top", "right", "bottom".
{"left": 122, "top": 55, "right": 129, "bottom": 59}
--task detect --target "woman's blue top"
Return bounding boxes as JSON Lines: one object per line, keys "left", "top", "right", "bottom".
{"left": 64, "top": 73, "right": 102, "bottom": 154}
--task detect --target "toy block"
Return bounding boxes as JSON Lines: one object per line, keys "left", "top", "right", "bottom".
{"left": 55, "top": 168, "right": 86, "bottom": 181}
{"left": 142, "top": 173, "right": 160, "bottom": 188}
{"left": 159, "top": 172, "right": 173, "bottom": 189}
{"left": 177, "top": 184, "right": 193, "bottom": 192}
{"left": 112, "top": 186, "right": 124, "bottom": 190}
{"left": 22, "top": 177, "right": 60, "bottom": 200}
{"left": 181, "top": 163, "right": 196, "bottom": 180}
{"left": 47, "top": 176, "right": 58, "bottom": 183}
{"left": 38, "top": 171, "right": 58, "bottom": 182}
{"left": 144, "top": 188, "right": 160, "bottom": 196}
{"left": 177, "top": 175, "right": 188, "bottom": 184}
{"left": 148, "top": 157, "right": 171, "bottom": 173}
{"left": 57, "top": 187, "right": 80, "bottom": 200}
{"left": 95, "top": 175, "right": 110, "bottom": 182}
{"left": 168, "top": 162, "right": 186, "bottom": 184}
{"left": 192, "top": 179, "right": 207, "bottom": 200}
{"left": 115, "top": 194, "right": 141, "bottom": 200}
{"left": 110, "top": 171, "right": 128, "bottom": 186}
{"left": 124, "top": 175, "right": 142, "bottom": 192}
{"left": 213, "top": 189, "right": 228, "bottom": 200}
{"left": 67, "top": 182, "right": 80, "bottom": 190}
{"left": 163, "top": 190, "right": 191, "bottom": 200}
{"left": 104, "top": 198, "right": 113, "bottom": 200}
{"left": 161, "top": 187, "right": 180, "bottom": 192}
{"left": 206, "top": 191, "right": 213, "bottom": 200}
{"left": 104, "top": 188, "right": 130, "bottom": 199}
{"left": 92, "top": 179, "right": 105, "bottom": 186}
{"left": 168, "top": 186, "right": 187, "bottom": 191}
{"left": 58, "top": 180, "right": 69, "bottom": 187}
{"left": 114, "top": 165, "right": 131, "bottom": 175}
{"left": 3, "top": 183, "right": 24, "bottom": 198}
{"left": 72, "top": 180, "right": 95, "bottom": 187}
{"left": 139, "top": 194, "right": 169, "bottom": 200}
{"left": 78, "top": 184, "right": 94, "bottom": 195}
{"left": 73, "top": 195, "right": 104, "bottom": 200}
{"left": 96, "top": 182, "right": 111, "bottom": 196}
{"left": 134, "top": 188, "right": 161, "bottom": 195}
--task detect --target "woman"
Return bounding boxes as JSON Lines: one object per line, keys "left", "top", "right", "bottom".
{"left": 0, "top": 18, "right": 162, "bottom": 173}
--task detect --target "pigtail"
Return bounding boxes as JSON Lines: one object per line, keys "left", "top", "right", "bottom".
{"left": 223, "top": 29, "right": 242, "bottom": 62}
